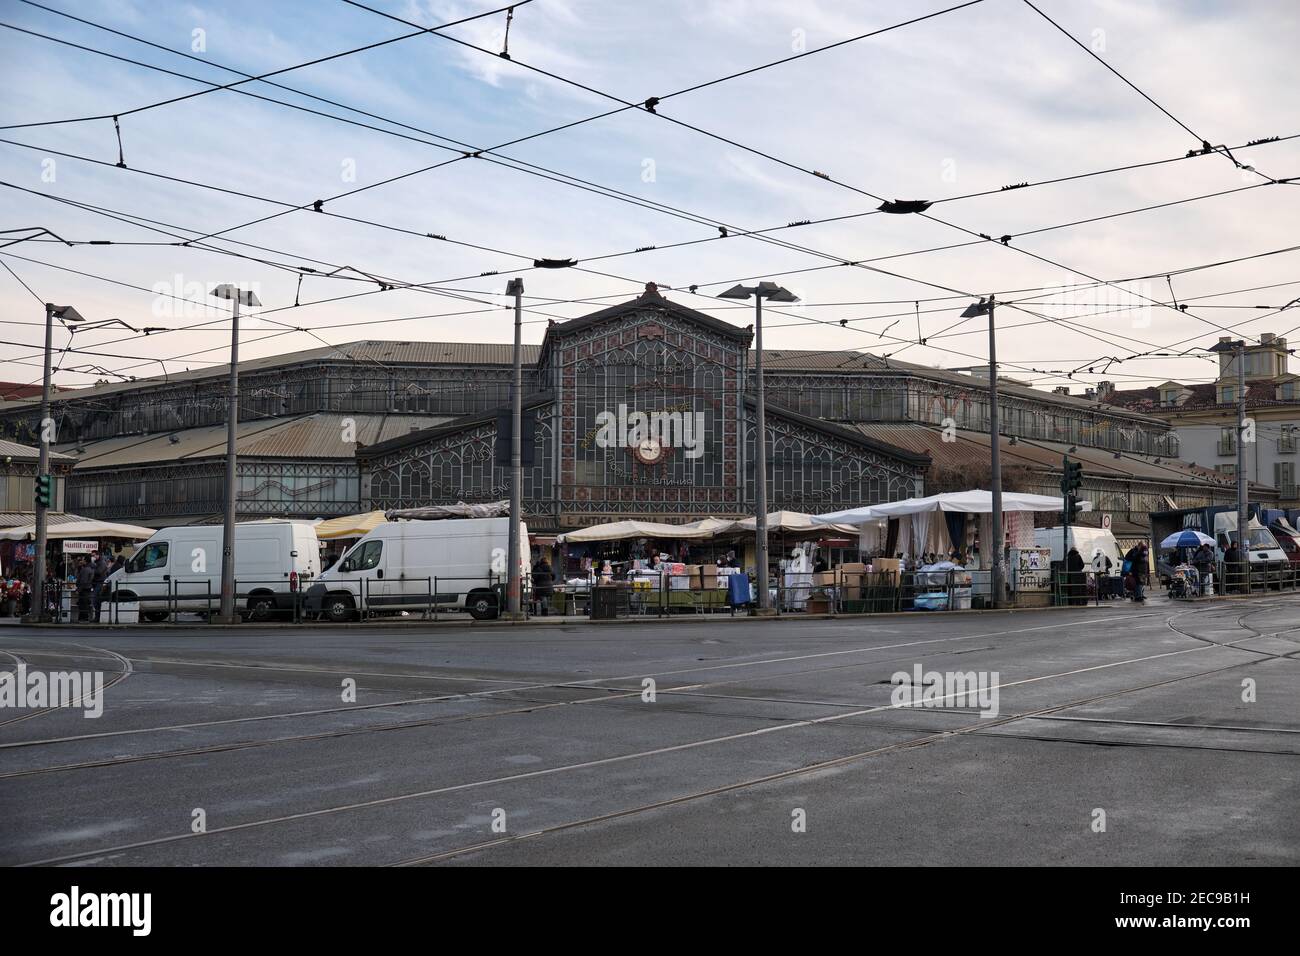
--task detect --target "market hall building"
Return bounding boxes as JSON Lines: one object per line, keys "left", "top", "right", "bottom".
{"left": 0, "top": 284, "right": 1262, "bottom": 533}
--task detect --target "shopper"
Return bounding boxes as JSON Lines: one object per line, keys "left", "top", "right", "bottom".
{"left": 1124, "top": 542, "right": 1150, "bottom": 603}
{"left": 75, "top": 557, "right": 95, "bottom": 623}
{"left": 531, "top": 557, "right": 554, "bottom": 616}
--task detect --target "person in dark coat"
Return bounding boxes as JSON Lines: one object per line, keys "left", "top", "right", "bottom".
{"left": 1066, "top": 547, "right": 1086, "bottom": 605}
{"left": 531, "top": 558, "right": 554, "bottom": 616}
{"left": 1223, "top": 541, "right": 1244, "bottom": 593}
{"left": 91, "top": 550, "right": 111, "bottom": 620}
{"left": 1124, "top": 543, "right": 1149, "bottom": 602}
{"left": 75, "top": 557, "right": 95, "bottom": 622}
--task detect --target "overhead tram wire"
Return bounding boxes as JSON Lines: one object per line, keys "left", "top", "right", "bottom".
{"left": 1019, "top": 0, "right": 1279, "bottom": 185}
{"left": 4, "top": 143, "right": 1269, "bottom": 382}
{"left": 7, "top": 7, "right": 1296, "bottom": 347}
{"left": 0, "top": 1, "right": 536, "bottom": 131}
{"left": 9, "top": 7, "right": 1297, "bottom": 291}
{"left": 4, "top": 33, "right": 1293, "bottom": 383}
{"left": 339, "top": 0, "right": 1293, "bottom": 352}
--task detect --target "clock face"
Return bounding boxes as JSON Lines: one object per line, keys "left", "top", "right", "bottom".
{"left": 632, "top": 437, "right": 665, "bottom": 465}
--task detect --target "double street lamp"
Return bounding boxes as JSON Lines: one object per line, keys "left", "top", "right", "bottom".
{"left": 211, "top": 283, "right": 262, "bottom": 624}
{"left": 719, "top": 281, "right": 799, "bottom": 613}
{"left": 960, "top": 295, "right": 1005, "bottom": 608}
{"left": 26, "top": 303, "right": 85, "bottom": 621}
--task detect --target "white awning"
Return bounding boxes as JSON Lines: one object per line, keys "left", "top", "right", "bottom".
{"left": 0, "top": 519, "right": 158, "bottom": 541}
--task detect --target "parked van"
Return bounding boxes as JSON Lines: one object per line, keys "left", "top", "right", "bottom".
{"left": 1211, "top": 512, "right": 1288, "bottom": 570}
{"left": 105, "top": 520, "right": 320, "bottom": 621}
{"left": 1033, "top": 526, "right": 1122, "bottom": 570}
{"left": 304, "top": 517, "right": 529, "bottom": 622}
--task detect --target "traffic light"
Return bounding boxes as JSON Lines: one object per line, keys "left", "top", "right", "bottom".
{"left": 1060, "top": 458, "right": 1084, "bottom": 494}
{"left": 34, "top": 473, "right": 54, "bottom": 508}
{"left": 1065, "top": 495, "right": 1082, "bottom": 523}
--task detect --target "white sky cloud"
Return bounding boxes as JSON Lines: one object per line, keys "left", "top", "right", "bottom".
{"left": 1, "top": 0, "right": 1298, "bottom": 392}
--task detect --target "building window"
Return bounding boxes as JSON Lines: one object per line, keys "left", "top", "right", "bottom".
{"left": 1218, "top": 426, "right": 1236, "bottom": 456}
{"left": 1220, "top": 464, "right": 1236, "bottom": 476}
{"left": 1279, "top": 427, "right": 1297, "bottom": 454}
{"left": 1276, "top": 462, "right": 1297, "bottom": 499}
{"left": 1162, "top": 389, "right": 1179, "bottom": 406}
{"left": 1281, "top": 381, "right": 1298, "bottom": 401}
{"left": 1219, "top": 386, "right": 1236, "bottom": 405}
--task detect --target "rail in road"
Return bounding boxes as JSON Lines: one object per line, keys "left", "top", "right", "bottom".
{"left": 1, "top": 598, "right": 1296, "bottom": 866}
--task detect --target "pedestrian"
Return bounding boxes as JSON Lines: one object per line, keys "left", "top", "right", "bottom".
{"left": 91, "top": 550, "right": 110, "bottom": 621}
{"left": 1066, "top": 546, "right": 1085, "bottom": 605}
{"left": 1223, "top": 540, "right": 1244, "bottom": 594}
{"left": 1124, "top": 542, "right": 1150, "bottom": 603}
{"left": 1192, "top": 543, "right": 1213, "bottom": 594}
{"left": 531, "top": 557, "right": 554, "bottom": 616}
{"left": 75, "top": 556, "right": 95, "bottom": 622}
{"left": 1091, "top": 549, "right": 1112, "bottom": 599}
{"left": 111, "top": 546, "right": 126, "bottom": 574}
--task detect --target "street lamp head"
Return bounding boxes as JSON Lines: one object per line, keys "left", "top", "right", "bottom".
{"left": 46, "top": 304, "right": 85, "bottom": 323}
{"left": 505, "top": 278, "right": 524, "bottom": 296}
{"left": 211, "top": 284, "right": 262, "bottom": 307}
{"left": 960, "top": 297, "right": 993, "bottom": 318}
{"left": 718, "top": 284, "right": 753, "bottom": 301}
{"left": 719, "top": 282, "right": 799, "bottom": 303}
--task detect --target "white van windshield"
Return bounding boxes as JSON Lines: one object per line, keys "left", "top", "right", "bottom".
{"left": 340, "top": 540, "right": 382, "bottom": 572}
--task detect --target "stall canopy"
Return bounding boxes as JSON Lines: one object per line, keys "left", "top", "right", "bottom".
{"left": 0, "top": 519, "right": 157, "bottom": 541}
{"left": 730, "top": 511, "right": 859, "bottom": 535}
{"left": 315, "top": 510, "right": 386, "bottom": 540}
{"left": 817, "top": 490, "right": 1090, "bottom": 522}
{"left": 385, "top": 501, "right": 510, "bottom": 521}
{"left": 558, "top": 517, "right": 734, "bottom": 544}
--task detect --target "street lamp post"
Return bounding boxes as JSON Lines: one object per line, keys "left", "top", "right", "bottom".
{"left": 505, "top": 277, "right": 525, "bottom": 619}
{"left": 27, "top": 303, "right": 84, "bottom": 622}
{"left": 719, "top": 281, "right": 800, "bottom": 613}
{"left": 961, "top": 296, "right": 1004, "bottom": 608}
{"left": 211, "top": 284, "right": 261, "bottom": 624}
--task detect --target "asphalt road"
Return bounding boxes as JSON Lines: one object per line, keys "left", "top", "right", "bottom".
{"left": 1, "top": 596, "right": 1297, "bottom": 866}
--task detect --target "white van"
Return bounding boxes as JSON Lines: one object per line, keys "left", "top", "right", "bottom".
{"left": 304, "top": 517, "right": 529, "bottom": 622}
{"left": 1034, "top": 526, "right": 1122, "bottom": 571}
{"left": 105, "top": 520, "right": 320, "bottom": 621}
{"left": 1212, "top": 513, "right": 1288, "bottom": 569}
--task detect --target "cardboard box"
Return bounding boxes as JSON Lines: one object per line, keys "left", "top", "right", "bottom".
{"left": 872, "top": 558, "right": 900, "bottom": 583}
{"left": 835, "top": 562, "right": 868, "bottom": 598}
{"left": 699, "top": 564, "right": 719, "bottom": 589}
{"left": 812, "top": 571, "right": 836, "bottom": 587}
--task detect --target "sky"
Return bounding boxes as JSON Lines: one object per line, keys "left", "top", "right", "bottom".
{"left": 2, "top": 0, "right": 1299, "bottom": 396}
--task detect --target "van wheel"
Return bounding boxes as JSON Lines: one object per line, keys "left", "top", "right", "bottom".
{"left": 247, "top": 594, "right": 276, "bottom": 621}
{"left": 467, "top": 590, "right": 499, "bottom": 621}
{"left": 323, "top": 593, "right": 356, "bottom": 623}
{"left": 142, "top": 611, "right": 170, "bottom": 623}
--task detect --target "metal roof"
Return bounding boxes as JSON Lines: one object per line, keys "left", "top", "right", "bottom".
{"left": 58, "top": 414, "right": 453, "bottom": 470}
{"left": 0, "top": 510, "right": 93, "bottom": 528}
{"left": 849, "top": 423, "right": 1254, "bottom": 490}
{"left": 0, "top": 438, "right": 76, "bottom": 464}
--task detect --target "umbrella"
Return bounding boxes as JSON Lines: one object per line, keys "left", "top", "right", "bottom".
{"left": 1160, "top": 529, "right": 1215, "bottom": 549}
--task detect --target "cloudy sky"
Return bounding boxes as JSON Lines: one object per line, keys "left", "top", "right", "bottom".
{"left": 2, "top": 0, "right": 1298, "bottom": 395}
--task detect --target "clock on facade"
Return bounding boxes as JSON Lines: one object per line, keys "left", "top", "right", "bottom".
{"left": 630, "top": 437, "right": 666, "bottom": 465}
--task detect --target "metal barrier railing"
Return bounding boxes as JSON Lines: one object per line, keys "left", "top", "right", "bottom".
{"left": 354, "top": 574, "right": 504, "bottom": 622}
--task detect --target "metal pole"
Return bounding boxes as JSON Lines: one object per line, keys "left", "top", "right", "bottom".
{"left": 988, "top": 297, "right": 1005, "bottom": 609}
{"left": 1237, "top": 342, "right": 1248, "bottom": 593}
{"left": 506, "top": 278, "right": 524, "bottom": 618}
{"left": 220, "top": 297, "right": 240, "bottom": 623}
{"left": 28, "top": 303, "right": 54, "bottom": 622}
{"left": 754, "top": 293, "right": 771, "bottom": 612}
{"left": 1062, "top": 455, "right": 1070, "bottom": 605}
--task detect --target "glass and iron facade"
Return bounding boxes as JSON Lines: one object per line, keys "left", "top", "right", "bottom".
{"left": 0, "top": 287, "right": 1205, "bottom": 527}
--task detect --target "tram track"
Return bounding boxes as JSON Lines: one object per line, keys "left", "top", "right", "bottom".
{"left": 11, "top": 600, "right": 1290, "bottom": 867}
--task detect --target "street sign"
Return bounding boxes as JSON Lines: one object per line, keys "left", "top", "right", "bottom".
{"left": 1101, "top": 513, "right": 1112, "bottom": 530}
{"left": 62, "top": 539, "right": 97, "bottom": 554}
